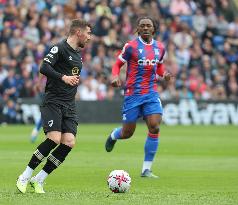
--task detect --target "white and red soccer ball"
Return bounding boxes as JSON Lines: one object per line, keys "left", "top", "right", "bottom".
{"left": 107, "top": 170, "right": 131, "bottom": 193}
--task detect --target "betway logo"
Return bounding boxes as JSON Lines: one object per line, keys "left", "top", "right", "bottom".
{"left": 138, "top": 58, "right": 160, "bottom": 66}
{"left": 163, "top": 100, "right": 238, "bottom": 125}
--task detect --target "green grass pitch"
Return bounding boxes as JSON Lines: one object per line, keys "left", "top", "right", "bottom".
{"left": 0, "top": 124, "right": 237, "bottom": 205}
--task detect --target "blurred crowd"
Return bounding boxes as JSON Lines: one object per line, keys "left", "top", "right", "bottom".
{"left": 0, "top": 0, "right": 238, "bottom": 123}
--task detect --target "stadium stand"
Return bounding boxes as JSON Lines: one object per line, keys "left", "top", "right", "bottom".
{"left": 0, "top": 0, "right": 237, "bottom": 124}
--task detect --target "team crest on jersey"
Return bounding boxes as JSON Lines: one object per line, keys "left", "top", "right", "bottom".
{"left": 72, "top": 67, "right": 79, "bottom": 75}
{"left": 48, "top": 120, "right": 53, "bottom": 127}
{"left": 154, "top": 49, "right": 160, "bottom": 55}
{"left": 50, "top": 46, "right": 58, "bottom": 54}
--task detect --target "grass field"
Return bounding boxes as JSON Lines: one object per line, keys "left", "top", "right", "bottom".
{"left": 0, "top": 124, "right": 237, "bottom": 205}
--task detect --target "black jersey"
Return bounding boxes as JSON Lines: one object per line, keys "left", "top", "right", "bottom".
{"left": 41, "top": 39, "right": 82, "bottom": 107}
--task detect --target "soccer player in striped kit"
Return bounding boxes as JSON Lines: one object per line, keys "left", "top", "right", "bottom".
{"left": 105, "top": 16, "right": 172, "bottom": 178}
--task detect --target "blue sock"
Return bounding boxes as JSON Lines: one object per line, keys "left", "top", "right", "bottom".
{"left": 144, "top": 133, "right": 159, "bottom": 162}
{"left": 36, "top": 119, "right": 42, "bottom": 131}
{"left": 111, "top": 127, "right": 122, "bottom": 140}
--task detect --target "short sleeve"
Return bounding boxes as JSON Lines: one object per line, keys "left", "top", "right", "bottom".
{"left": 118, "top": 43, "right": 132, "bottom": 62}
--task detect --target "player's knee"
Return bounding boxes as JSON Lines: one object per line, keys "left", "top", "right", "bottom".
{"left": 122, "top": 130, "right": 134, "bottom": 139}
{"left": 61, "top": 138, "right": 76, "bottom": 148}
{"left": 149, "top": 126, "right": 160, "bottom": 134}
{"left": 47, "top": 131, "right": 61, "bottom": 144}
{"left": 61, "top": 133, "right": 76, "bottom": 148}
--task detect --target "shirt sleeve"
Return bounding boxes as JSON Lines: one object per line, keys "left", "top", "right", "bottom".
{"left": 40, "top": 45, "right": 63, "bottom": 80}
{"left": 156, "top": 63, "right": 165, "bottom": 77}
{"left": 118, "top": 43, "right": 132, "bottom": 63}
{"left": 40, "top": 63, "right": 63, "bottom": 80}
{"left": 156, "top": 44, "right": 166, "bottom": 79}
{"left": 112, "top": 58, "right": 125, "bottom": 77}
{"left": 43, "top": 45, "right": 60, "bottom": 66}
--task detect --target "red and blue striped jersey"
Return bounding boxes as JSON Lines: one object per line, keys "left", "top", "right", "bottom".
{"left": 118, "top": 37, "right": 165, "bottom": 96}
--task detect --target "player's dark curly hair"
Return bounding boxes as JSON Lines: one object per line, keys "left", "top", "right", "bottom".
{"left": 136, "top": 16, "right": 157, "bottom": 35}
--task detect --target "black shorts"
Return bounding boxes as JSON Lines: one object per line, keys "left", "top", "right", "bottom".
{"left": 40, "top": 103, "right": 78, "bottom": 136}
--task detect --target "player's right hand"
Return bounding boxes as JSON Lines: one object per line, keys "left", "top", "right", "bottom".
{"left": 62, "top": 75, "right": 80, "bottom": 86}
{"left": 163, "top": 72, "right": 173, "bottom": 81}
{"left": 111, "top": 76, "right": 121, "bottom": 87}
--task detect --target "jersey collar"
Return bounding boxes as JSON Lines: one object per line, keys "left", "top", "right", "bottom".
{"left": 138, "top": 36, "right": 154, "bottom": 45}
{"left": 64, "top": 39, "right": 79, "bottom": 53}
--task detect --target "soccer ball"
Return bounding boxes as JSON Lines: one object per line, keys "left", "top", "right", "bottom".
{"left": 107, "top": 170, "right": 131, "bottom": 193}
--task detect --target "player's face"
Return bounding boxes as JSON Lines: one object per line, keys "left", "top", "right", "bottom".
{"left": 138, "top": 19, "right": 154, "bottom": 42}
{"left": 77, "top": 26, "right": 92, "bottom": 48}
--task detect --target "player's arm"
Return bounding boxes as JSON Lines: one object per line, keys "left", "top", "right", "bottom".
{"left": 40, "top": 46, "right": 79, "bottom": 86}
{"left": 111, "top": 58, "right": 125, "bottom": 87}
{"left": 111, "top": 43, "right": 130, "bottom": 87}
{"left": 40, "top": 63, "right": 63, "bottom": 80}
{"left": 156, "top": 46, "right": 172, "bottom": 82}
{"left": 156, "top": 63, "right": 172, "bottom": 82}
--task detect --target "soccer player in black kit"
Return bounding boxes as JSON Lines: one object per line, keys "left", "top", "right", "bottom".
{"left": 16, "top": 19, "right": 92, "bottom": 194}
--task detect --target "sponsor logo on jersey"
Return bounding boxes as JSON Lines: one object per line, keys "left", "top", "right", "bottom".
{"left": 139, "top": 49, "right": 143, "bottom": 53}
{"left": 138, "top": 58, "right": 160, "bottom": 66}
{"left": 69, "top": 56, "right": 72, "bottom": 60}
{"left": 50, "top": 46, "right": 58, "bottom": 54}
{"left": 46, "top": 53, "right": 54, "bottom": 58}
{"left": 72, "top": 67, "right": 79, "bottom": 75}
{"left": 44, "top": 58, "right": 51, "bottom": 63}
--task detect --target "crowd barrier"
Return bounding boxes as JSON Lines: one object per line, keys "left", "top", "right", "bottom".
{"left": 4, "top": 99, "right": 237, "bottom": 125}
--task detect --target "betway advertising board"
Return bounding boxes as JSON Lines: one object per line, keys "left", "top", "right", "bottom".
{"left": 19, "top": 99, "right": 238, "bottom": 125}
{"left": 163, "top": 100, "right": 238, "bottom": 125}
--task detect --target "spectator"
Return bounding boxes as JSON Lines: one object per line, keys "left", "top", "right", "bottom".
{"left": 3, "top": 100, "right": 18, "bottom": 124}
{"left": 0, "top": 61, "right": 8, "bottom": 85}
{"left": 0, "top": 0, "right": 237, "bottom": 109}
{"left": 217, "top": 0, "right": 235, "bottom": 22}
{"left": 77, "top": 72, "right": 98, "bottom": 101}
{"left": 192, "top": 9, "right": 207, "bottom": 36}
{"left": 169, "top": 0, "right": 191, "bottom": 16}
{"left": 95, "top": 0, "right": 112, "bottom": 17}
{"left": 2, "top": 69, "right": 19, "bottom": 100}
{"left": 173, "top": 22, "right": 193, "bottom": 49}
{"left": 23, "top": 19, "right": 40, "bottom": 44}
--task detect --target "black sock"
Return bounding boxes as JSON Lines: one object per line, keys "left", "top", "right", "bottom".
{"left": 28, "top": 138, "right": 58, "bottom": 170}
{"left": 43, "top": 143, "right": 72, "bottom": 174}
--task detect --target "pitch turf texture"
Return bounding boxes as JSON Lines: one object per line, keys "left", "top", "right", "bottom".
{"left": 0, "top": 124, "right": 237, "bottom": 205}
